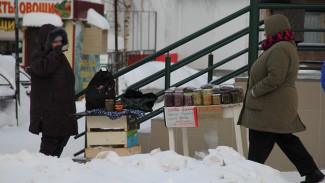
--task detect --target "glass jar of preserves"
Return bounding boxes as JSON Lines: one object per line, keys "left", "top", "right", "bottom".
{"left": 193, "top": 89, "right": 202, "bottom": 106}
{"left": 212, "top": 94, "right": 221, "bottom": 105}
{"left": 184, "top": 93, "right": 193, "bottom": 106}
{"left": 234, "top": 86, "right": 244, "bottom": 103}
{"left": 105, "top": 99, "right": 115, "bottom": 112}
{"left": 220, "top": 91, "right": 231, "bottom": 104}
{"left": 173, "top": 90, "right": 184, "bottom": 107}
{"left": 114, "top": 100, "right": 123, "bottom": 112}
{"left": 164, "top": 90, "right": 174, "bottom": 107}
{"left": 230, "top": 91, "right": 240, "bottom": 103}
{"left": 202, "top": 89, "right": 212, "bottom": 105}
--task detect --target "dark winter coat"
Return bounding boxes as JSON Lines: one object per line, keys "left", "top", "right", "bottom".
{"left": 237, "top": 14, "right": 306, "bottom": 133}
{"left": 29, "top": 24, "right": 78, "bottom": 137}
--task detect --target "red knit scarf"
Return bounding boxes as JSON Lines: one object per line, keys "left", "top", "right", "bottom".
{"left": 261, "top": 30, "right": 294, "bottom": 50}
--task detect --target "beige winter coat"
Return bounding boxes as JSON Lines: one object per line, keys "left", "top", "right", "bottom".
{"left": 237, "top": 14, "right": 306, "bottom": 133}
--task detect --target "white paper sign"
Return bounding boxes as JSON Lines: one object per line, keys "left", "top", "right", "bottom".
{"left": 164, "top": 106, "right": 198, "bottom": 128}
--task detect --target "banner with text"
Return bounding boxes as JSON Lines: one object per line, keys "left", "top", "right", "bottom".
{"left": 0, "top": 0, "right": 72, "bottom": 19}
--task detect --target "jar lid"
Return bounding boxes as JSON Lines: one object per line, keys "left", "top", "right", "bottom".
{"left": 202, "top": 89, "right": 212, "bottom": 91}
{"left": 212, "top": 94, "right": 221, "bottom": 96}
{"left": 165, "top": 90, "right": 173, "bottom": 93}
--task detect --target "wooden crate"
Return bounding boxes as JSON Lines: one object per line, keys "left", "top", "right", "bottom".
{"left": 86, "top": 115, "right": 138, "bottom": 132}
{"left": 86, "top": 115, "right": 139, "bottom": 148}
{"left": 85, "top": 145, "right": 141, "bottom": 161}
{"left": 87, "top": 116, "right": 128, "bottom": 132}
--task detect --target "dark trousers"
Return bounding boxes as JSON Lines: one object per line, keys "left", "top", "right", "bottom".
{"left": 40, "top": 135, "right": 70, "bottom": 157}
{"left": 248, "top": 129, "right": 318, "bottom": 176}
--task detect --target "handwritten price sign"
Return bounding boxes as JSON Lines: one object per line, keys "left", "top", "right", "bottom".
{"left": 164, "top": 106, "right": 198, "bottom": 128}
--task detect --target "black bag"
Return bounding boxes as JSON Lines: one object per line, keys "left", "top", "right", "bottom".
{"left": 121, "top": 89, "right": 158, "bottom": 112}
{"left": 85, "top": 67, "right": 115, "bottom": 110}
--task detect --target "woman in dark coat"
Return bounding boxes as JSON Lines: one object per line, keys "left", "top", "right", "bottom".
{"left": 29, "top": 24, "right": 78, "bottom": 157}
{"left": 237, "top": 14, "right": 324, "bottom": 183}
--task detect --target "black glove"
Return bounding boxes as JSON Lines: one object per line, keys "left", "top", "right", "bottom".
{"left": 53, "top": 45, "right": 63, "bottom": 54}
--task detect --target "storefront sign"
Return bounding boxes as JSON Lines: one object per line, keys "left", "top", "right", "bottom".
{"left": 0, "top": 19, "right": 14, "bottom": 31}
{"left": 0, "top": 0, "right": 72, "bottom": 19}
{"left": 164, "top": 106, "right": 198, "bottom": 128}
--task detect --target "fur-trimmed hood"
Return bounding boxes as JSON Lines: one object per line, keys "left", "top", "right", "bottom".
{"left": 39, "top": 24, "right": 68, "bottom": 53}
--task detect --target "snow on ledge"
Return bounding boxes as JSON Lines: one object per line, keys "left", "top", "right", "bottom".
{"left": 22, "top": 13, "right": 63, "bottom": 27}
{"left": 86, "top": 8, "right": 110, "bottom": 30}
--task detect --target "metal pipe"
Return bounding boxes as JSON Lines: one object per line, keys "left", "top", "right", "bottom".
{"left": 208, "top": 54, "right": 213, "bottom": 82}
{"left": 14, "top": 0, "right": 20, "bottom": 125}
{"left": 248, "top": 0, "right": 259, "bottom": 74}
{"left": 165, "top": 54, "right": 171, "bottom": 90}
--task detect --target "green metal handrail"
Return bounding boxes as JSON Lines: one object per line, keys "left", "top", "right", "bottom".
{"left": 259, "top": 28, "right": 325, "bottom": 33}
{"left": 112, "top": 6, "right": 250, "bottom": 79}
{"left": 259, "top": 3, "right": 325, "bottom": 10}
{"left": 124, "top": 27, "right": 250, "bottom": 93}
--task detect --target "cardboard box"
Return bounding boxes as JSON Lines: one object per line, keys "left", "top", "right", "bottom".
{"left": 196, "top": 105, "right": 223, "bottom": 123}
{"left": 82, "top": 28, "right": 108, "bottom": 55}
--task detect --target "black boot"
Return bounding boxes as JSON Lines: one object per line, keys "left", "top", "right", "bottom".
{"left": 301, "top": 170, "right": 325, "bottom": 183}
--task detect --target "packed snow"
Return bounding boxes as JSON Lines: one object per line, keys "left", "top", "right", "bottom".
{"left": 86, "top": 8, "right": 110, "bottom": 30}
{"left": 0, "top": 146, "right": 291, "bottom": 183}
{"left": 22, "top": 12, "right": 63, "bottom": 27}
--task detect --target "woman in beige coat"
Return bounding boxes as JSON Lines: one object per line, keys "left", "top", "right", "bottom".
{"left": 237, "top": 14, "right": 324, "bottom": 183}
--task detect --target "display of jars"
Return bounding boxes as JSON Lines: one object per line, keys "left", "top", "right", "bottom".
{"left": 164, "top": 90, "right": 174, "bottom": 107}
{"left": 184, "top": 93, "right": 193, "bottom": 106}
{"left": 174, "top": 90, "right": 184, "bottom": 107}
{"left": 193, "top": 89, "right": 202, "bottom": 106}
{"left": 162, "top": 85, "right": 243, "bottom": 107}
{"left": 202, "top": 89, "right": 212, "bottom": 105}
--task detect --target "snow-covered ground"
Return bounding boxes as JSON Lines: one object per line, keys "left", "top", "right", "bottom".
{"left": 0, "top": 58, "right": 323, "bottom": 183}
